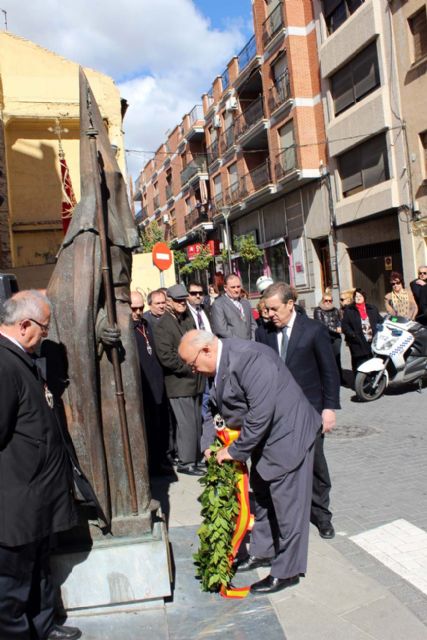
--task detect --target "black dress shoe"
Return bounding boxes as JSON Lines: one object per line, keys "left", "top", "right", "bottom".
{"left": 176, "top": 463, "right": 205, "bottom": 476}
{"left": 318, "top": 523, "right": 335, "bottom": 539}
{"left": 250, "top": 574, "right": 299, "bottom": 594}
{"left": 47, "top": 625, "right": 82, "bottom": 640}
{"left": 235, "top": 555, "right": 272, "bottom": 572}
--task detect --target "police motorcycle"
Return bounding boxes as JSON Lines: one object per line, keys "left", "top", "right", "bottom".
{"left": 354, "top": 315, "right": 427, "bottom": 402}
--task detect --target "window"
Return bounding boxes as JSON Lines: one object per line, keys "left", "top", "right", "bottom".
{"left": 409, "top": 7, "right": 427, "bottom": 63}
{"left": 338, "top": 133, "right": 389, "bottom": 197}
{"left": 331, "top": 41, "right": 380, "bottom": 115}
{"left": 420, "top": 130, "right": 427, "bottom": 177}
{"left": 213, "top": 174, "right": 222, "bottom": 205}
{"left": 323, "top": 0, "right": 364, "bottom": 35}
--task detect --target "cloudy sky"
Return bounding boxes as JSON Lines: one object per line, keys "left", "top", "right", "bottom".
{"left": 0, "top": 0, "right": 253, "bottom": 177}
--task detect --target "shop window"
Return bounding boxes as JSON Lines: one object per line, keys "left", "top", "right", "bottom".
{"left": 265, "top": 243, "right": 289, "bottom": 283}
{"left": 331, "top": 41, "right": 380, "bottom": 116}
{"left": 338, "top": 133, "right": 389, "bottom": 197}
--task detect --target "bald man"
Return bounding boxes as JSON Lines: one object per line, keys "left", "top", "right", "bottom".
{"left": 179, "top": 330, "right": 319, "bottom": 595}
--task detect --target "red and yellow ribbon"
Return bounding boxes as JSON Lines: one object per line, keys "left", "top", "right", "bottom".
{"left": 217, "top": 427, "right": 251, "bottom": 599}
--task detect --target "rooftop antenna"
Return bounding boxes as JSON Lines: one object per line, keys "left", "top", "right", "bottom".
{"left": 1, "top": 9, "right": 7, "bottom": 31}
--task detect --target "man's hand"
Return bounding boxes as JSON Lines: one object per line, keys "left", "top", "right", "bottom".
{"left": 321, "top": 409, "right": 336, "bottom": 434}
{"left": 216, "top": 446, "right": 233, "bottom": 465}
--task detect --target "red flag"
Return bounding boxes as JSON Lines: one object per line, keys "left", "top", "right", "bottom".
{"left": 59, "top": 150, "right": 77, "bottom": 234}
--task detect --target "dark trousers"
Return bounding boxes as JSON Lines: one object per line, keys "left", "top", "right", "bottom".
{"left": 0, "top": 537, "right": 55, "bottom": 640}
{"left": 249, "top": 444, "right": 315, "bottom": 579}
{"left": 169, "top": 395, "right": 203, "bottom": 464}
{"left": 310, "top": 432, "right": 332, "bottom": 527}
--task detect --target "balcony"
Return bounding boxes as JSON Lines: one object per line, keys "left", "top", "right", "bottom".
{"left": 221, "top": 68, "right": 230, "bottom": 92}
{"left": 235, "top": 96, "right": 265, "bottom": 141}
{"left": 180, "top": 157, "right": 208, "bottom": 186}
{"left": 135, "top": 207, "right": 148, "bottom": 225}
{"left": 186, "top": 104, "right": 205, "bottom": 140}
{"left": 207, "top": 139, "right": 220, "bottom": 165}
{"left": 238, "top": 35, "right": 257, "bottom": 74}
{"left": 169, "top": 220, "right": 177, "bottom": 238}
{"left": 221, "top": 125, "right": 236, "bottom": 154}
{"left": 153, "top": 195, "right": 160, "bottom": 211}
{"left": 268, "top": 70, "right": 291, "bottom": 114}
{"left": 240, "top": 161, "right": 272, "bottom": 199}
{"left": 184, "top": 206, "right": 212, "bottom": 232}
{"left": 263, "top": 2, "right": 284, "bottom": 47}
{"left": 275, "top": 146, "right": 298, "bottom": 180}
{"left": 223, "top": 182, "right": 241, "bottom": 207}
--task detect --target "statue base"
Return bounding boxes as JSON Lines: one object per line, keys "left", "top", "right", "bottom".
{"left": 51, "top": 511, "right": 171, "bottom": 612}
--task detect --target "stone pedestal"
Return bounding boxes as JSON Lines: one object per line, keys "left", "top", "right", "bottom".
{"left": 51, "top": 515, "right": 171, "bottom": 613}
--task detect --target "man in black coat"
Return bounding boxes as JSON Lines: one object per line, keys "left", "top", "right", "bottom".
{"left": 256, "top": 282, "right": 340, "bottom": 539}
{"left": 0, "top": 291, "right": 81, "bottom": 640}
{"left": 131, "top": 291, "right": 172, "bottom": 476}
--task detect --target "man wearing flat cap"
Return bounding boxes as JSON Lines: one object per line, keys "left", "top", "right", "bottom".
{"left": 151, "top": 284, "right": 205, "bottom": 476}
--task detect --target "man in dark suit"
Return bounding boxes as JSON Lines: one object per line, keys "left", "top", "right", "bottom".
{"left": 257, "top": 282, "right": 340, "bottom": 539}
{"left": 211, "top": 274, "right": 256, "bottom": 340}
{"left": 0, "top": 291, "right": 81, "bottom": 640}
{"left": 143, "top": 288, "right": 167, "bottom": 327}
{"left": 179, "top": 330, "right": 320, "bottom": 594}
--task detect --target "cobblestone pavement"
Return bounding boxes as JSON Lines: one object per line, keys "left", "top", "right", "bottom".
{"left": 325, "top": 349, "right": 427, "bottom": 624}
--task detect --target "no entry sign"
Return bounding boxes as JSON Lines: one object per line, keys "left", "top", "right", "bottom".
{"left": 152, "top": 242, "right": 172, "bottom": 271}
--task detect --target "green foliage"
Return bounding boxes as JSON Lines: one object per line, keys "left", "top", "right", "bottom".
{"left": 173, "top": 250, "right": 187, "bottom": 267}
{"left": 138, "top": 222, "right": 165, "bottom": 252}
{"left": 234, "top": 234, "right": 263, "bottom": 264}
{"left": 190, "top": 244, "right": 214, "bottom": 272}
{"left": 194, "top": 440, "right": 241, "bottom": 592}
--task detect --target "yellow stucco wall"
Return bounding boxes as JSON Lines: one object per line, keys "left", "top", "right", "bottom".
{"left": 0, "top": 32, "right": 127, "bottom": 276}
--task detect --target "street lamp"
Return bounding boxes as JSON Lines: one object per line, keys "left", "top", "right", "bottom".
{"left": 221, "top": 206, "right": 233, "bottom": 274}
{"left": 320, "top": 163, "right": 341, "bottom": 292}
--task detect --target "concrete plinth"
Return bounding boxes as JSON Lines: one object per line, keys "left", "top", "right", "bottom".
{"left": 51, "top": 517, "right": 171, "bottom": 613}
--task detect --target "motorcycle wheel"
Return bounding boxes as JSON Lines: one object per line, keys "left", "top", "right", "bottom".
{"left": 355, "top": 371, "right": 387, "bottom": 402}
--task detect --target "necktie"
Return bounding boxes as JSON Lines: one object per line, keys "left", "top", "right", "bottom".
{"left": 280, "top": 326, "right": 288, "bottom": 362}
{"left": 235, "top": 300, "right": 245, "bottom": 320}
{"left": 196, "top": 308, "right": 205, "bottom": 330}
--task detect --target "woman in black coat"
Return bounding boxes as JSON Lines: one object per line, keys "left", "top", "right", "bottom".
{"left": 341, "top": 288, "right": 383, "bottom": 373}
{"left": 313, "top": 289, "right": 343, "bottom": 381}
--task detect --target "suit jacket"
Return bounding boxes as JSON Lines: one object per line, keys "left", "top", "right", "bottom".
{"left": 211, "top": 294, "right": 256, "bottom": 340}
{"left": 133, "top": 319, "right": 165, "bottom": 405}
{"left": 255, "top": 314, "right": 340, "bottom": 414}
{"left": 0, "top": 335, "right": 77, "bottom": 547}
{"left": 152, "top": 310, "right": 205, "bottom": 398}
{"left": 201, "top": 339, "right": 319, "bottom": 481}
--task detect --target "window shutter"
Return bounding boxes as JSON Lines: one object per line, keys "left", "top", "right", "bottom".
{"left": 410, "top": 9, "right": 427, "bottom": 61}
{"left": 332, "top": 66, "right": 354, "bottom": 115}
{"left": 353, "top": 42, "right": 380, "bottom": 100}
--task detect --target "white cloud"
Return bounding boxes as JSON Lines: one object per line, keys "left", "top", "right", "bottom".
{"left": 1, "top": 0, "right": 248, "bottom": 178}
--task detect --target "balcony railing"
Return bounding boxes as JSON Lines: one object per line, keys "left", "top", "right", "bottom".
{"left": 189, "top": 104, "right": 204, "bottom": 125}
{"left": 262, "top": 2, "right": 284, "bottom": 46}
{"left": 221, "top": 125, "right": 235, "bottom": 153}
{"left": 238, "top": 35, "right": 257, "bottom": 73}
{"left": 235, "top": 96, "right": 265, "bottom": 139}
{"left": 165, "top": 184, "right": 173, "bottom": 200}
{"left": 268, "top": 70, "right": 291, "bottom": 113}
{"left": 223, "top": 182, "right": 241, "bottom": 206}
{"left": 135, "top": 207, "right": 148, "bottom": 225}
{"left": 180, "top": 157, "right": 208, "bottom": 186}
{"left": 206, "top": 87, "right": 215, "bottom": 109}
{"left": 184, "top": 206, "right": 212, "bottom": 232}
{"left": 221, "top": 68, "right": 230, "bottom": 91}
{"left": 153, "top": 195, "right": 160, "bottom": 211}
{"left": 240, "top": 161, "right": 271, "bottom": 198}
{"left": 275, "top": 146, "right": 297, "bottom": 179}
{"left": 207, "top": 139, "right": 220, "bottom": 165}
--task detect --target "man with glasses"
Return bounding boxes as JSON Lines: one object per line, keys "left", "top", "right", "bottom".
{"left": 186, "top": 282, "right": 213, "bottom": 419}
{"left": 410, "top": 266, "right": 427, "bottom": 320}
{"left": 0, "top": 291, "right": 81, "bottom": 640}
{"left": 211, "top": 274, "right": 256, "bottom": 340}
{"left": 152, "top": 284, "right": 205, "bottom": 476}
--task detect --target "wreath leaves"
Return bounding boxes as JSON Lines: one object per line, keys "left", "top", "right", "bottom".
{"left": 193, "top": 440, "right": 241, "bottom": 592}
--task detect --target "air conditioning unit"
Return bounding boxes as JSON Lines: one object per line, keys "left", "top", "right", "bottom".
{"left": 162, "top": 214, "right": 170, "bottom": 224}
{"left": 225, "top": 96, "right": 238, "bottom": 111}
{"left": 213, "top": 115, "right": 221, "bottom": 129}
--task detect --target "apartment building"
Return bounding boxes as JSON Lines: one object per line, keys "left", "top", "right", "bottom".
{"left": 314, "top": 0, "right": 426, "bottom": 308}
{"left": 388, "top": 1, "right": 427, "bottom": 263}
{"left": 135, "top": 0, "right": 334, "bottom": 308}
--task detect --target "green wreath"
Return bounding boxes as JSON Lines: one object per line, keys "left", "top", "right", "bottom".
{"left": 193, "top": 440, "right": 241, "bottom": 592}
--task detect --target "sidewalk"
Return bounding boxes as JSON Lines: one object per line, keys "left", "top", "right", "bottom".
{"left": 68, "top": 470, "right": 427, "bottom": 639}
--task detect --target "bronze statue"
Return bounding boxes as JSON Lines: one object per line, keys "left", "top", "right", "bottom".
{"left": 46, "top": 69, "right": 151, "bottom": 537}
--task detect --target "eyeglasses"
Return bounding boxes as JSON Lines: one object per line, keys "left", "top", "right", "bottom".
{"left": 131, "top": 306, "right": 144, "bottom": 311}
{"left": 323, "top": 299, "right": 333, "bottom": 303}
{"left": 172, "top": 298, "right": 187, "bottom": 303}
{"left": 391, "top": 281, "right": 401, "bottom": 285}
{"left": 189, "top": 348, "right": 203, "bottom": 370}
{"left": 339, "top": 298, "right": 347, "bottom": 302}
{"left": 419, "top": 271, "right": 427, "bottom": 276}
{"left": 189, "top": 291, "right": 203, "bottom": 296}
{"left": 28, "top": 318, "right": 50, "bottom": 332}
